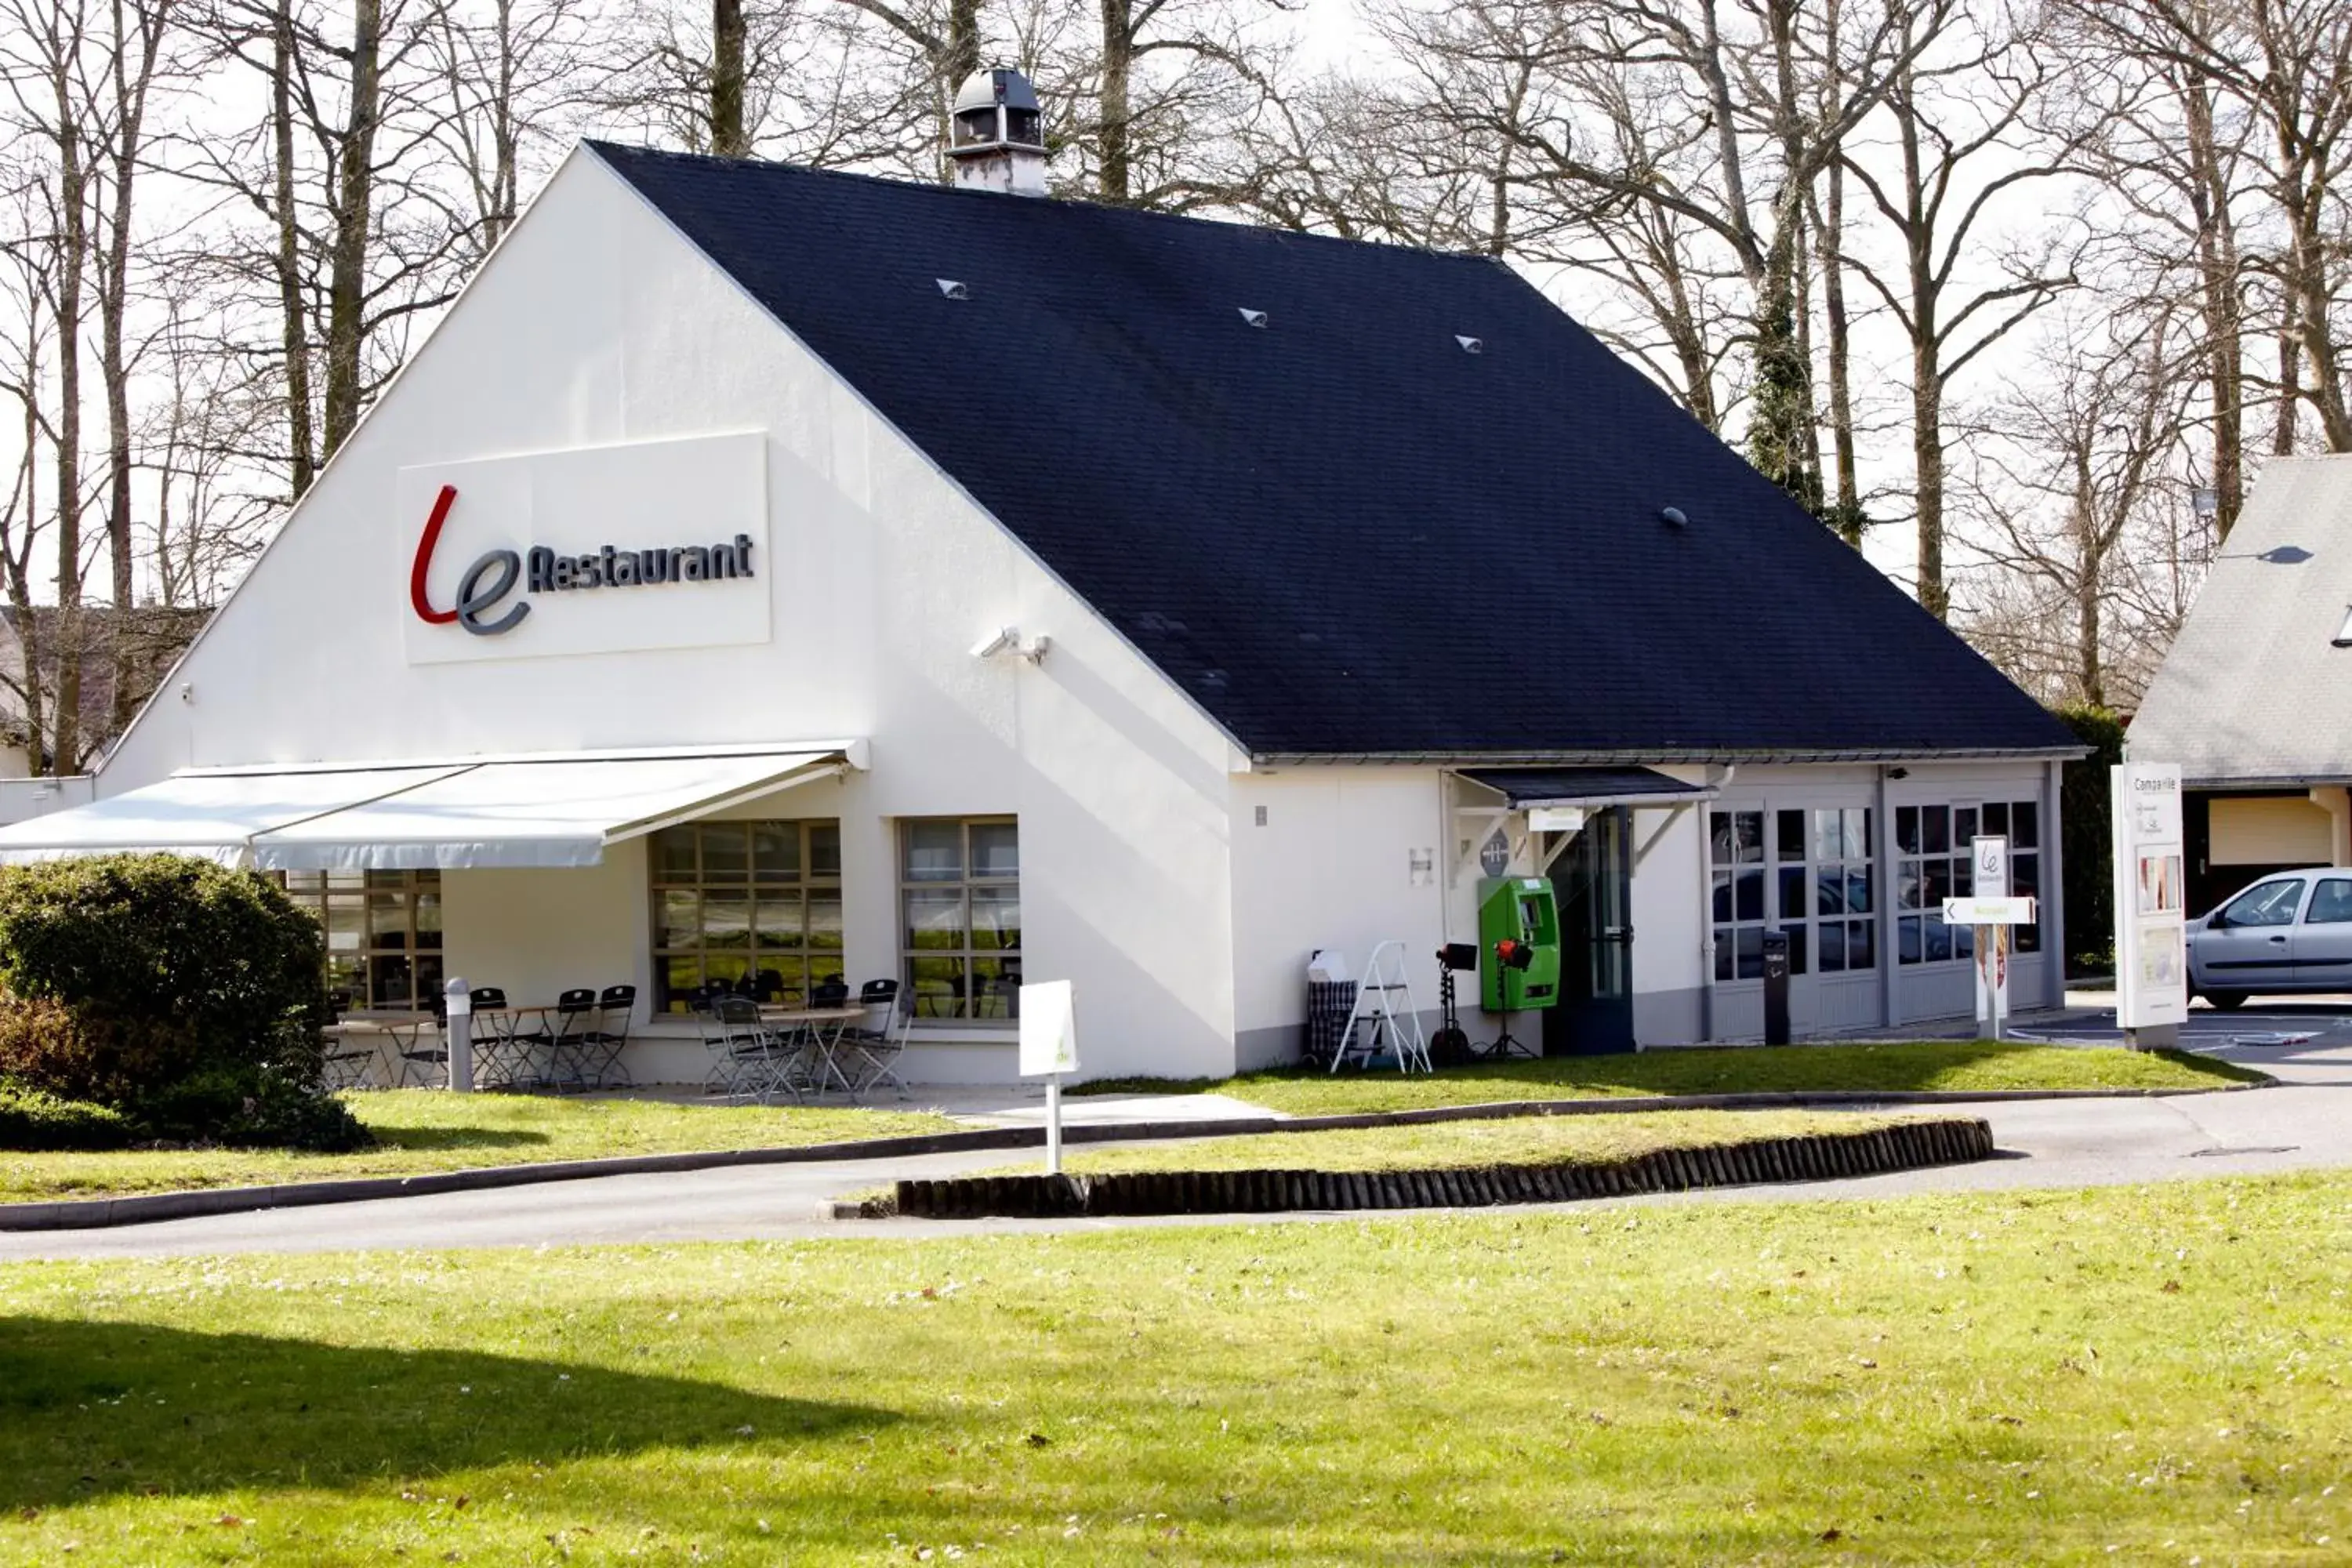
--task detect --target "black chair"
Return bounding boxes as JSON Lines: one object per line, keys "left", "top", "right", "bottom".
{"left": 535, "top": 987, "right": 600, "bottom": 1091}
{"left": 579, "top": 984, "right": 637, "bottom": 1089}
{"left": 461, "top": 985, "right": 513, "bottom": 1087}
{"left": 811, "top": 975, "right": 851, "bottom": 1009}
{"left": 844, "top": 978, "right": 913, "bottom": 1099}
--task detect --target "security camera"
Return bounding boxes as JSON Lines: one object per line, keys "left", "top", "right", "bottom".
{"left": 970, "top": 626, "right": 1020, "bottom": 660}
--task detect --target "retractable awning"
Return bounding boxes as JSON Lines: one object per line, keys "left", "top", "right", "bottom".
{"left": 251, "top": 750, "right": 848, "bottom": 870}
{"left": 0, "top": 764, "right": 468, "bottom": 866}
{"left": 0, "top": 745, "right": 856, "bottom": 870}
{"left": 1457, "top": 766, "right": 1715, "bottom": 809}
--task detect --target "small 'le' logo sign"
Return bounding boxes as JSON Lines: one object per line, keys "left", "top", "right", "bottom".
{"left": 409, "top": 485, "right": 529, "bottom": 637}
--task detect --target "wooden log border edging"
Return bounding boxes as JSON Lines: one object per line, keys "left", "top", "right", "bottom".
{"left": 885, "top": 1116, "right": 1998, "bottom": 1220}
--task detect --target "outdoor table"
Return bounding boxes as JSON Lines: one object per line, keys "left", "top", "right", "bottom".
{"left": 757, "top": 1004, "right": 869, "bottom": 1099}
{"left": 470, "top": 1004, "right": 570, "bottom": 1091}
{"left": 323, "top": 1011, "right": 436, "bottom": 1089}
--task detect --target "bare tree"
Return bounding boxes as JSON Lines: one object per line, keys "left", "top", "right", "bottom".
{"left": 1958, "top": 303, "right": 2192, "bottom": 707}
{"left": 1838, "top": 2, "right": 2082, "bottom": 619}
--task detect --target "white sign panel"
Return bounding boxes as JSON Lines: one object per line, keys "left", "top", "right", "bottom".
{"left": 1018, "top": 979, "right": 1080, "bottom": 1077}
{"left": 1528, "top": 806, "right": 1587, "bottom": 834}
{"left": 2112, "top": 763, "right": 2188, "bottom": 1029}
{"left": 1943, "top": 896, "right": 2035, "bottom": 926}
{"left": 398, "top": 431, "right": 771, "bottom": 665}
{"left": 1972, "top": 835, "right": 2009, "bottom": 898}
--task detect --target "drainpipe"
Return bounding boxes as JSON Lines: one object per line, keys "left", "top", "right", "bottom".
{"left": 1696, "top": 765, "right": 1736, "bottom": 1041}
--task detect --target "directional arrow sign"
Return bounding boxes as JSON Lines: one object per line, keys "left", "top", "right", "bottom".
{"left": 1944, "top": 896, "right": 2036, "bottom": 927}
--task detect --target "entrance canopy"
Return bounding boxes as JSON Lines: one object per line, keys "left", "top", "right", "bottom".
{"left": 0, "top": 744, "right": 857, "bottom": 870}
{"left": 1457, "top": 766, "right": 1714, "bottom": 809}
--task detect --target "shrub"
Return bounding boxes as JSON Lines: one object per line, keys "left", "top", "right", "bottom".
{"left": 2056, "top": 703, "right": 2125, "bottom": 976}
{"left": 0, "top": 855, "right": 365, "bottom": 1152}
{"left": 0, "top": 1075, "right": 132, "bottom": 1152}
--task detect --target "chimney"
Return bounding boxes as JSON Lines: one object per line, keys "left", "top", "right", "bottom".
{"left": 947, "top": 67, "right": 1049, "bottom": 197}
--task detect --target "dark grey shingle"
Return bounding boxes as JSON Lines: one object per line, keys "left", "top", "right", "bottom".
{"left": 593, "top": 143, "right": 2072, "bottom": 760}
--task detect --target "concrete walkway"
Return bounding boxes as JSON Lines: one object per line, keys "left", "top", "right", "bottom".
{"left": 5, "top": 1034, "right": 2344, "bottom": 1261}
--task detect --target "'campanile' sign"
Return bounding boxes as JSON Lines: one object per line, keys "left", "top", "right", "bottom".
{"left": 397, "top": 432, "right": 770, "bottom": 664}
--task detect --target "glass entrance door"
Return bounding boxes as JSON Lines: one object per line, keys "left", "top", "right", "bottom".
{"left": 1543, "top": 806, "right": 1637, "bottom": 1054}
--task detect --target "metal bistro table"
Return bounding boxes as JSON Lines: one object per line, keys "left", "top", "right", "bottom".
{"left": 469, "top": 1003, "right": 583, "bottom": 1091}
{"left": 324, "top": 1011, "right": 438, "bottom": 1089}
{"left": 757, "top": 1004, "right": 869, "bottom": 1099}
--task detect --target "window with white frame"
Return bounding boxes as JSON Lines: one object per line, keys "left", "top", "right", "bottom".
{"left": 1895, "top": 800, "right": 2041, "bottom": 964}
{"left": 1715, "top": 806, "right": 1878, "bottom": 982}
{"left": 900, "top": 818, "right": 1021, "bottom": 1022}
{"left": 651, "top": 820, "right": 842, "bottom": 1011}
{"left": 282, "top": 869, "right": 443, "bottom": 1011}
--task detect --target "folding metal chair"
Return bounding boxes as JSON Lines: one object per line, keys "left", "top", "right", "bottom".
{"left": 533, "top": 988, "right": 599, "bottom": 1091}
{"left": 843, "top": 978, "right": 913, "bottom": 1100}
{"left": 579, "top": 984, "right": 637, "bottom": 1089}
{"left": 712, "top": 994, "right": 793, "bottom": 1102}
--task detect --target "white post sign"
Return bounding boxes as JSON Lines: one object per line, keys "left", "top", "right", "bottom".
{"left": 2111, "top": 763, "right": 2188, "bottom": 1045}
{"left": 1944, "top": 894, "right": 2034, "bottom": 1041}
{"left": 1018, "top": 980, "right": 1079, "bottom": 1174}
{"left": 1971, "top": 837, "right": 2010, "bottom": 1036}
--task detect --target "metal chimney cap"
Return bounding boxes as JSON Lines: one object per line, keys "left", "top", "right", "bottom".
{"left": 953, "top": 67, "right": 1041, "bottom": 116}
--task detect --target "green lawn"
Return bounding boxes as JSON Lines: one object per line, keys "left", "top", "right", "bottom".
{"left": 0, "top": 1091, "right": 961, "bottom": 1206}
{"left": 1078, "top": 1040, "right": 2266, "bottom": 1117}
{"left": 4, "top": 1173, "right": 2348, "bottom": 1564}
{"left": 998, "top": 1108, "right": 1922, "bottom": 1177}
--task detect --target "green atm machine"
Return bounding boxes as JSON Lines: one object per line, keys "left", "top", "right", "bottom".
{"left": 1478, "top": 876, "right": 1563, "bottom": 1017}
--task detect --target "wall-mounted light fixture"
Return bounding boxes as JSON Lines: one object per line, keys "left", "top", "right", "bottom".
{"left": 971, "top": 626, "right": 1051, "bottom": 665}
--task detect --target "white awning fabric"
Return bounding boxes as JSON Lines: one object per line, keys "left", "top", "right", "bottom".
{"left": 0, "top": 765, "right": 467, "bottom": 866}
{"left": 0, "top": 746, "right": 852, "bottom": 870}
{"left": 250, "top": 750, "right": 844, "bottom": 870}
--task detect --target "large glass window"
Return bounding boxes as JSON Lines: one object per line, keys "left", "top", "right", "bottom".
{"left": 1896, "top": 800, "right": 2042, "bottom": 964}
{"left": 900, "top": 818, "right": 1020, "bottom": 1022}
{"left": 283, "top": 869, "right": 443, "bottom": 1011}
{"left": 651, "top": 820, "right": 841, "bottom": 1012}
{"left": 1714, "top": 805, "right": 1876, "bottom": 982}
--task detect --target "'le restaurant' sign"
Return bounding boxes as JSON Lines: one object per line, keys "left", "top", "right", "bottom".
{"left": 397, "top": 432, "right": 771, "bottom": 665}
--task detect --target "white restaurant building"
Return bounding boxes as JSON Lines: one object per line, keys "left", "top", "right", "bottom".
{"left": 0, "top": 83, "right": 2078, "bottom": 1083}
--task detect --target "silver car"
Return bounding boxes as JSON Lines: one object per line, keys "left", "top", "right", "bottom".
{"left": 2187, "top": 867, "right": 2352, "bottom": 1009}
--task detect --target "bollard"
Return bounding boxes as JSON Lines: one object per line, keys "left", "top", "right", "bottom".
{"left": 444, "top": 976, "right": 474, "bottom": 1093}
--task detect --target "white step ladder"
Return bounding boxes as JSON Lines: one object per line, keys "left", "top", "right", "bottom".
{"left": 1330, "top": 939, "right": 1432, "bottom": 1073}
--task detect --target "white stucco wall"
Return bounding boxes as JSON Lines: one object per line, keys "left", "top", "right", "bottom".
{"left": 99, "top": 150, "right": 1244, "bottom": 1083}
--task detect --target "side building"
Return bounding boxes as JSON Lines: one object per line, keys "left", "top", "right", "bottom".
{"left": 2130, "top": 454, "right": 2352, "bottom": 915}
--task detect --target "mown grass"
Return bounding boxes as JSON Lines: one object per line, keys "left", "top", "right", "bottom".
{"left": 2, "top": 1173, "right": 2347, "bottom": 1564}
{"left": 978, "top": 1108, "right": 1921, "bottom": 1178}
{"left": 0, "top": 1091, "right": 961, "bottom": 1205}
{"left": 1077, "top": 1040, "right": 2266, "bottom": 1117}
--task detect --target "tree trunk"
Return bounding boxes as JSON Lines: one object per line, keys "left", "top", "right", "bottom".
{"left": 322, "top": 0, "right": 383, "bottom": 461}
{"left": 1098, "top": 0, "right": 1132, "bottom": 202}
{"left": 1745, "top": 0, "right": 1821, "bottom": 515}
{"left": 2182, "top": 72, "right": 2243, "bottom": 539}
{"left": 946, "top": 0, "right": 978, "bottom": 89}
{"left": 711, "top": 0, "right": 746, "bottom": 155}
{"left": 51, "top": 99, "right": 89, "bottom": 775}
{"left": 1815, "top": 166, "right": 1861, "bottom": 544}
{"left": 274, "top": 0, "right": 316, "bottom": 499}
{"left": 1912, "top": 341, "right": 1946, "bottom": 622}
{"left": 2077, "top": 559, "right": 2103, "bottom": 708}
{"left": 102, "top": 0, "right": 164, "bottom": 735}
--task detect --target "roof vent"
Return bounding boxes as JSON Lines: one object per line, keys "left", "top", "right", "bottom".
{"left": 2334, "top": 606, "right": 2352, "bottom": 648}
{"left": 1238, "top": 307, "right": 1268, "bottom": 328}
{"left": 1661, "top": 506, "right": 1690, "bottom": 528}
{"left": 936, "top": 278, "right": 969, "bottom": 300}
{"left": 1456, "top": 335, "right": 1483, "bottom": 354}
{"left": 946, "top": 68, "right": 1049, "bottom": 197}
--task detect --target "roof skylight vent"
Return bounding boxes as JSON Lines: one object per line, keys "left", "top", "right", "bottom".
{"left": 936, "top": 278, "right": 969, "bottom": 300}
{"left": 1661, "top": 506, "right": 1690, "bottom": 528}
{"left": 1457, "top": 335, "right": 1483, "bottom": 354}
{"left": 1238, "top": 307, "right": 1268, "bottom": 328}
{"left": 2333, "top": 605, "right": 2352, "bottom": 648}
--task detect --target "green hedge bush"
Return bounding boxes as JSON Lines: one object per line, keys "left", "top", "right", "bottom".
{"left": 0, "top": 855, "right": 368, "bottom": 1152}
{"left": 0, "top": 1075, "right": 132, "bottom": 1151}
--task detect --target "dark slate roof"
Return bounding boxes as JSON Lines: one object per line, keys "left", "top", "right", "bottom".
{"left": 1461, "top": 767, "right": 1708, "bottom": 806}
{"left": 593, "top": 144, "right": 2074, "bottom": 760}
